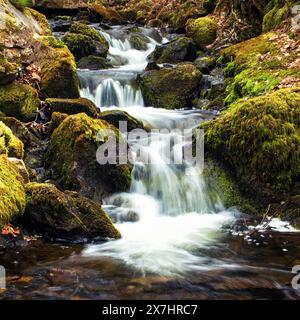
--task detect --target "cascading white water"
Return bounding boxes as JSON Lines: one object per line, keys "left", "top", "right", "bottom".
{"left": 81, "top": 26, "right": 238, "bottom": 276}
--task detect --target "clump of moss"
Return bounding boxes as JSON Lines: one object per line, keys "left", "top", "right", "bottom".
{"left": 46, "top": 113, "right": 132, "bottom": 202}
{"left": 24, "top": 182, "right": 121, "bottom": 240}
{"left": 0, "top": 121, "right": 24, "bottom": 158}
{"left": 63, "top": 23, "right": 109, "bottom": 60}
{"left": 0, "top": 81, "right": 40, "bottom": 121}
{"left": 45, "top": 97, "right": 98, "bottom": 117}
{"left": 62, "top": 33, "right": 97, "bottom": 61}
{"left": 262, "top": 0, "right": 291, "bottom": 32}
{"left": 0, "top": 155, "right": 26, "bottom": 227}
{"left": 39, "top": 45, "right": 80, "bottom": 99}
{"left": 70, "top": 23, "right": 106, "bottom": 43}
{"left": 201, "top": 88, "right": 300, "bottom": 194}
{"left": 39, "top": 36, "right": 66, "bottom": 49}
{"left": 186, "top": 17, "right": 218, "bottom": 49}
{"left": 139, "top": 63, "right": 202, "bottom": 109}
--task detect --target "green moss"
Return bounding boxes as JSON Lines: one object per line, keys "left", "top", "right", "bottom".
{"left": 70, "top": 23, "right": 107, "bottom": 44}
{"left": 0, "top": 155, "right": 26, "bottom": 227}
{"left": 0, "top": 81, "right": 40, "bottom": 121}
{"left": 0, "top": 121, "right": 24, "bottom": 158}
{"left": 186, "top": 17, "right": 218, "bottom": 49}
{"left": 201, "top": 88, "right": 300, "bottom": 194}
{"left": 62, "top": 33, "right": 97, "bottom": 61}
{"left": 0, "top": 116, "right": 33, "bottom": 147}
{"left": 220, "top": 32, "right": 300, "bottom": 104}
{"left": 46, "top": 97, "right": 98, "bottom": 117}
{"left": 24, "top": 182, "right": 121, "bottom": 240}
{"left": 39, "top": 36, "right": 66, "bottom": 49}
{"left": 39, "top": 46, "right": 80, "bottom": 99}
{"left": 48, "top": 112, "right": 69, "bottom": 134}
{"left": 139, "top": 63, "right": 202, "bottom": 109}
{"left": 203, "top": 158, "right": 259, "bottom": 214}
{"left": 47, "top": 113, "right": 132, "bottom": 198}
{"left": 77, "top": 55, "right": 113, "bottom": 70}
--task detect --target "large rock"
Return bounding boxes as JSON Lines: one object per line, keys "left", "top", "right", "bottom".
{"left": 0, "top": 82, "right": 40, "bottom": 121}
{"left": 186, "top": 17, "right": 218, "bottom": 49}
{"left": 149, "top": 37, "right": 197, "bottom": 64}
{"left": 45, "top": 97, "right": 98, "bottom": 117}
{"left": 0, "top": 155, "right": 26, "bottom": 227}
{"left": 0, "top": 1, "right": 80, "bottom": 100}
{"left": 201, "top": 88, "right": 300, "bottom": 200}
{"left": 37, "top": 37, "right": 80, "bottom": 99}
{"left": 46, "top": 113, "right": 133, "bottom": 203}
{"left": 62, "top": 23, "right": 109, "bottom": 60}
{"left": 23, "top": 183, "right": 121, "bottom": 241}
{"left": 139, "top": 63, "right": 202, "bottom": 109}
{"left": 77, "top": 55, "right": 113, "bottom": 70}
{"left": 0, "top": 121, "right": 24, "bottom": 159}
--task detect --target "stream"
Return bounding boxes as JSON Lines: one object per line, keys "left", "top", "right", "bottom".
{"left": 1, "top": 24, "right": 300, "bottom": 300}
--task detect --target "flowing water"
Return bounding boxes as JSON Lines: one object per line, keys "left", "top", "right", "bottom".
{"left": 1, "top": 25, "right": 300, "bottom": 300}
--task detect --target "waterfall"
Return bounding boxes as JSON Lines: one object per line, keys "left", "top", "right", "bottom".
{"left": 81, "top": 26, "right": 238, "bottom": 276}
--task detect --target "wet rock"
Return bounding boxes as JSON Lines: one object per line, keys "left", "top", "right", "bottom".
{"left": 45, "top": 97, "right": 99, "bottom": 117}
{"left": 7, "top": 158, "right": 30, "bottom": 184}
{"left": 0, "top": 82, "right": 40, "bottom": 121}
{"left": 195, "top": 56, "right": 217, "bottom": 74}
{"left": 100, "top": 109, "right": 145, "bottom": 132}
{"left": 46, "top": 113, "right": 133, "bottom": 203}
{"left": 0, "top": 54, "right": 19, "bottom": 85}
{"left": 139, "top": 63, "right": 202, "bottom": 109}
{"left": 149, "top": 37, "right": 197, "bottom": 64}
{"left": 77, "top": 56, "right": 113, "bottom": 70}
{"left": 23, "top": 183, "right": 121, "bottom": 241}
{"left": 0, "top": 155, "right": 26, "bottom": 227}
{"left": 62, "top": 23, "right": 109, "bottom": 60}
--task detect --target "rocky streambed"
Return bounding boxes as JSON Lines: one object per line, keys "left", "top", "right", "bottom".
{"left": 0, "top": 0, "right": 300, "bottom": 300}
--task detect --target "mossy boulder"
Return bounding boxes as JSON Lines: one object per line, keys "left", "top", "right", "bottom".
{"left": 0, "top": 82, "right": 40, "bottom": 121}
{"left": 201, "top": 89, "right": 300, "bottom": 201}
{"left": 100, "top": 109, "right": 145, "bottom": 132}
{"left": 186, "top": 17, "right": 218, "bottom": 49}
{"left": 262, "top": 1, "right": 290, "bottom": 32}
{"left": 46, "top": 113, "right": 133, "bottom": 203}
{"left": 63, "top": 23, "right": 109, "bottom": 60}
{"left": 38, "top": 42, "right": 80, "bottom": 99}
{"left": 23, "top": 183, "right": 121, "bottom": 241}
{"left": 62, "top": 33, "right": 98, "bottom": 61}
{"left": 0, "top": 155, "right": 26, "bottom": 227}
{"left": 77, "top": 56, "right": 113, "bottom": 70}
{"left": 149, "top": 37, "right": 197, "bottom": 64}
{"left": 0, "top": 54, "right": 19, "bottom": 85}
{"left": 139, "top": 63, "right": 202, "bottom": 109}
{"left": 129, "top": 33, "right": 149, "bottom": 51}
{"left": 45, "top": 98, "right": 98, "bottom": 117}
{"left": 0, "top": 121, "right": 24, "bottom": 159}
